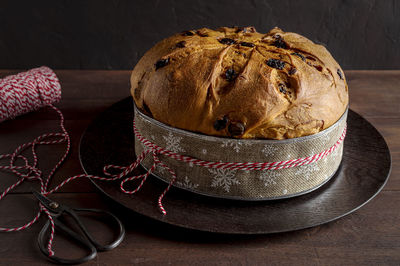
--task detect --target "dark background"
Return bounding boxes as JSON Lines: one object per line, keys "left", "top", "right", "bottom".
{"left": 0, "top": 0, "right": 399, "bottom": 70}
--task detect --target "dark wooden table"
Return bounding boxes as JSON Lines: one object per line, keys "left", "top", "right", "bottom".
{"left": 0, "top": 70, "right": 399, "bottom": 265}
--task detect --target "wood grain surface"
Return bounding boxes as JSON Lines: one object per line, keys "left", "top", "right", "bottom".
{"left": 0, "top": 70, "right": 399, "bottom": 265}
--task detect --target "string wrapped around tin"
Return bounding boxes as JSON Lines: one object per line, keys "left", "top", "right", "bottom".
{"left": 134, "top": 105, "right": 348, "bottom": 200}
{"left": 0, "top": 66, "right": 61, "bottom": 122}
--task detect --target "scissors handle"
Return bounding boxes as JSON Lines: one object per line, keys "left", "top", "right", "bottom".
{"left": 69, "top": 208, "right": 125, "bottom": 251}
{"left": 38, "top": 208, "right": 125, "bottom": 264}
{"left": 38, "top": 219, "right": 97, "bottom": 265}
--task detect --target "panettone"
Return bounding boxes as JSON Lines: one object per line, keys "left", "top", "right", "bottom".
{"left": 130, "top": 26, "right": 348, "bottom": 140}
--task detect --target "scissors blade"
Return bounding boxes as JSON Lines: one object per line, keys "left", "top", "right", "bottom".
{"left": 32, "top": 189, "right": 59, "bottom": 211}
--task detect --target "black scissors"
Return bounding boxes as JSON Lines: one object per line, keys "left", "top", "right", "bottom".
{"left": 32, "top": 190, "right": 125, "bottom": 264}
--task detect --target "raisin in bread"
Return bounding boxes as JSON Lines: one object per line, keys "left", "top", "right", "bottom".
{"left": 130, "top": 27, "right": 348, "bottom": 139}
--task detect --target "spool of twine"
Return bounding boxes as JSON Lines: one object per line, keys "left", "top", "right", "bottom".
{"left": 0, "top": 66, "right": 61, "bottom": 122}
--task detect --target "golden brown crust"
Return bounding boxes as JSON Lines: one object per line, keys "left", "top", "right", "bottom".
{"left": 130, "top": 27, "right": 349, "bottom": 139}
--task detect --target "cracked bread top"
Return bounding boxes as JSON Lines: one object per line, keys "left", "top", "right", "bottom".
{"left": 130, "top": 27, "right": 348, "bottom": 140}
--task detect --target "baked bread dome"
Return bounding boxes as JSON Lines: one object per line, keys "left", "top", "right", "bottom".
{"left": 130, "top": 26, "right": 348, "bottom": 140}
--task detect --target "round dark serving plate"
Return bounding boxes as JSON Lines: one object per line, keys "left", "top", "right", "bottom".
{"left": 79, "top": 97, "right": 391, "bottom": 234}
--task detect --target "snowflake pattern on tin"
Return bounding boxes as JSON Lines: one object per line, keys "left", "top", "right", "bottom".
{"left": 331, "top": 145, "right": 342, "bottom": 161}
{"left": 294, "top": 163, "right": 321, "bottom": 180}
{"left": 163, "top": 132, "right": 185, "bottom": 153}
{"left": 209, "top": 168, "right": 240, "bottom": 192}
{"left": 176, "top": 176, "right": 199, "bottom": 189}
{"left": 258, "top": 170, "right": 281, "bottom": 186}
{"left": 140, "top": 141, "right": 149, "bottom": 152}
{"left": 221, "top": 140, "right": 252, "bottom": 153}
{"left": 324, "top": 144, "right": 342, "bottom": 163}
{"left": 262, "top": 144, "right": 278, "bottom": 157}
{"left": 154, "top": 163, "right": 167, "bottom": 174}
{"left": 320, "top": 134, "right": 331, "bottom": 146}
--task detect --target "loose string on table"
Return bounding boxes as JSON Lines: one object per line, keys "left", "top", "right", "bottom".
{"left": 0, "top": 103, "right": 177, "bottom": 256}
{"left": 0, "top": 68, "right": 176, "bottom": 256}
{"left": 0, "top": 67, "right": 347, "bottom": 258}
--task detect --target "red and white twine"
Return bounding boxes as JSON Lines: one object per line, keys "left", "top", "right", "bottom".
{"left": 0, "top": 67, "right": 346, "bottom": 258}
{"left": 134, "top": 121, "right": 347, "bottom": 171}
{"left": 0, "top": 67, "right": 61, "bottom": 122}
